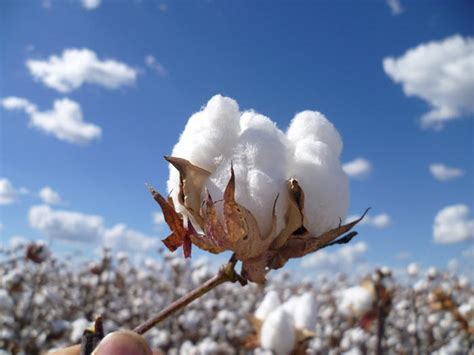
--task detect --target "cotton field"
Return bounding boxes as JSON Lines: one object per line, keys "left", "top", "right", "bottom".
{"left": 0, "top": 242, "right": 472, "bottom": 355}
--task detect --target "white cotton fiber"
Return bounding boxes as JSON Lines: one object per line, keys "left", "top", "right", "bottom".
{"left": 255, "top": 290, "right": 281, "bottom": 320}
{"left": 167, "top": 95, "right": 349, "bottom": 237}
{"left": 338, "top": 286, "right": 374, "bottom": 317}
{"left": 292, "top": 292, "right": 317, "bottom": 330}
{"left": 206, "top": 111, "right": 289, "bottom": 235}
{"left": 286, "top": 111, "right": 349, "bottom": 236}
{"left": 168, "top": 95, "right": 241, "bottom": 215}
{"left": 260, "top": 307, "right": 296, "bottom": 355}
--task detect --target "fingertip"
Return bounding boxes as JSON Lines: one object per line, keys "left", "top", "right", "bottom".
{"left": 92, "top": 330, "right": 153, "bottom": 355}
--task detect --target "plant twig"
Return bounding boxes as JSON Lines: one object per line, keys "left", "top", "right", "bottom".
{"left": 133, "top": 254, "right": 242, "bottom": 335}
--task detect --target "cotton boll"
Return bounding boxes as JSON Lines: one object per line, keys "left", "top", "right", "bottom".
{"left": 168, "top": 95, "right": 241, "bottom": 213}
{"left": 287, "top": 111, "right": 343, "bottom": 157}
{"left": 338, "top": 286, "right": 374, "bottom": 317}
{"left": 206, "top": 110, "right": 289, "bottom": 235}
{"left": 282, "top": 294, "right": 301, "bottom": 315}
{"left": 70, "top": 318, "right": 89, "bottom": 343}
{"left": 407, "top": 263, "right": 418, "bottom": 276}
{"left": 293, "top": 292, "right": 317, "bottom": 330}
{"left": 286, "top": 111, "right": 349, "bottom": 236}
{"left": 260, "top": 308, "right": 296, "bottom": 355}
{"left": 255, "top": 291, "right": 281, "bottom": 320}
{"left": 0, "top": 290, "right": 13, "bottom": 310}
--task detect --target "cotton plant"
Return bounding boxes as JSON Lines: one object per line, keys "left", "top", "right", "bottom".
{"left": 244, "top": 290, "right": 318, "bottom": 354}
{"left": 151, "top": 94, "right": 365, "bottom": 284}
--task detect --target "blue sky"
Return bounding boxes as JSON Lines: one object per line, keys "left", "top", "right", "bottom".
{"left": 1, "top": 0, "right": 473, "bottom": 276}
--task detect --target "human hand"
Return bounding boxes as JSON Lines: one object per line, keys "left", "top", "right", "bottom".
{"left": 48, "top": 330, "right": 160, "bottom": 355}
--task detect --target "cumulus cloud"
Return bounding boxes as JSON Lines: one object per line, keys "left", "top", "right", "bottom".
{"left": 433, "top": 204, "right": 474, "bottom": 244}
{"left": 383, "top": 35, "right": 474, "bottom": 129}
{"left": 145, "top": 55, "right": 167, "bottom": 76}
{"left": 346, "top": 212, "right": 391, "bottom": 229}
{"left": 301, "top": 241, "right": 368, "bottom": 271}
{"left": 39, "top": 186, "right": 62, "bottom": 205}
{"left": 29, "top": 204, "right": 158, "bottom": 252}
{"left": 0, "top": 178, "right": 17, "bottom": 205}
{"left": 429, "top": 163, "right": 464, "bottom": 181}
{"left": 342, "top": 158, "right": 372, "bottom": 180}
{"left": 168, "top": 95, "right": 349, "bottom": 238}
{"left": 1, "top": 96, "right": 101, "bottom": 144}
{"left": 386, "top": 0, "right": 403, "bottom": 15}
{"left": 81, "top": 0, "right": 101, "bottom": 10}
{"left": 27, "top": 48, "right": 137, "bottom": 93}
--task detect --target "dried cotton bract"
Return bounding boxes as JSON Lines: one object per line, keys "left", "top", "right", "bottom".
{"left": 151, "top": 95, "right": 366, "bottom": 284}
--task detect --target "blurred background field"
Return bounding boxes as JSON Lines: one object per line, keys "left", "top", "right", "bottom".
{"left": 1, "top": 242, "right": 472, "bottom": 354}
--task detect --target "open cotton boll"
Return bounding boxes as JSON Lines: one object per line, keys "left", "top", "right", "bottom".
{"left": 260, "top": 307, "right": 296, "bottom": 355}
{"left": 287, "top": 110, "right": 343, "bottom": 157}
{"left": 338, "top": 286, "right": 374, "bottom": 317}
{"left": 255, "top": 290, "right": 282, "bottom": 320}
{"left": 286, "top": 111, "right": 349, "bottom": 236}
{"left": 167, "top": 95, "right": 241, "bottom": 212}
{"left": 206, "top": 111, "right": 289, "bottom": 235}
{"left": 293, "top": 292, "right": 317, "bottom": 330}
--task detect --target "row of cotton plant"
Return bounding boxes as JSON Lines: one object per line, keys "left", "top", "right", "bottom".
{"left": 0, "top": 241, "right": 472, "bottom": 355}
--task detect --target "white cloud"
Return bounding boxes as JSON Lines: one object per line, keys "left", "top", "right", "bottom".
{"left": 29, "top": 205, "right": 104, "bottom": 243}
{"left": 301, "top": 241, "right": 368, "bottom": 270}
{"left": 386, "top": 0, "right": 403, "bottom": 15}
{"left": 28, "top": 204, "right": 158, "bottom": 252}
{"left": 0, "top": 178, "right": 17, "bottom": 205}
{"left": 145, "top": 55, "right": 167, "bottom": 76}
{"left": 433, "top": 204, "right": 474, "bottom": 244}
{"left": 346, "top": 213, "right": 391, "bottom": 229}
{"left": 1, "top": 96, "right": 37, "bottom": 114}
{"left": 383, "top": 35, "right": 474, "bottom": 129}
{"left": 429, "top": 163, "right": 464, "bottom": 181}
{"left": 1, "top": 96, "right": 101, "bottom": 144}
{"left": 39, "top": 186, "right": 62, "bottom": 205}
{"left": 152, "top": 211, "right": 165, "bottom": 225}
{"left": 342, "top": 157, "right": 372, "bottom": 180}
{"left": 27, "top": 48, "right": 137, "bottom": 93}
{"left": 81, "top": 0, "right": 101, "bottom": 10}
{"left": 104, "top": 224, "right": 158, "bottom": 252}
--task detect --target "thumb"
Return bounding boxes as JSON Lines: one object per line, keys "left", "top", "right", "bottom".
{"left": 92, "top": 330, "right": 154, "bottom": 355}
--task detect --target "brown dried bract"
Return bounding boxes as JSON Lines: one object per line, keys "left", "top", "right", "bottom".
{"left": 150, "top": 156, "right": 367, "bottom": 284}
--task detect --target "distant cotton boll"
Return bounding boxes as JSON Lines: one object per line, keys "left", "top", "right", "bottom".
{"left": 0, "top": 290, "right": 14, "bottom": 310}
{"left": 413, "top": 279, "right": 428, "bottom": 293}
{"left": 427, "top": 267, "right": 438, "bottom": 278}
{"left": 69, "top": 318, "right": 89, "bottom": 343}
{"left": 293, "top": 292, "right": 317, "bottom": 330}
{"left": 338, "top": 286, "right": 374, "bottom": 317}
{"left": 260, "top": 308, "right": 296, "bottom": 355}
{"left": 407, "top": 263, "right": 418, "bottom": 276}
{"left": 255, "top": 290, "right": 281, "bottom": 320}
{"left": 282, "top": 295, "right": 301, "bottom": 316}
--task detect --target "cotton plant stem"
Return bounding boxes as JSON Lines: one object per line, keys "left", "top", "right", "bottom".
{"left": 133, "top": 256, "right": 240, "bottom": 335}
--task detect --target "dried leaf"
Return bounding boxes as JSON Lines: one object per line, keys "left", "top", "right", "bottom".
{"left": 241, "top": 254, "right": 268, "bottom": 284}
{"left": 165, "top": 156, "right": 211, "bottom": 228}
{"left": 162, "top": 233, "right": 184, "bottom": 252}
{"left": 203, "top": 190, "right": 228, "bottom": 250}
{"left": 148, "top": 184, "right": 187, "bottom": 251}
{"left": 271, "top": 179, "right": 306, "bottom": 249}
{"left": 223, "top": 164, "right": 248, "bottom": 243}
{"left": 269, "top": 209, "right": 370, "bottom": 270}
